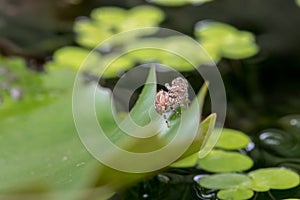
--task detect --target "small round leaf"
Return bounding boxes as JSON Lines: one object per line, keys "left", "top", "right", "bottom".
{"left": 198, "top": 150, "right": 253, "bottom": 172}
{"left": 215, "top": 128, "right": 251, "bottom": 150}
{"left": 217, "top": 188, "right": 254, "bottom": 200}
{"left": 248, "top": 168, "right": 300, "bottom": 191}
{"left": 199, "top": 173, "right": 252, "bottom": 189}
{"left": 171, "top": 153, "right": 198, "bottom": 168}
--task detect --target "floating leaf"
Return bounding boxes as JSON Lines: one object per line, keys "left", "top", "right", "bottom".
{"left": 74, "top": 19, "right": 112, "bottom": 48}
{"left": 283, "top": 199, "right": 300, "bottom": 200}
{"left": 198, "top": 150, "right": 253, "bottom": 172}
{"left": 248, "top": 168, "right": 300, "bottom": 191}
{"left": 74, "top": 6, "right": 164, "bottom": 49}
{"left": 195, "top": 21, "right": 259, "bottom": 61}
{"left": 217, "top": 188, "right": 254, "bottom": 200}
{"left": 91, "top": 7, "right": 127, "bottom": 28}
{"left": 171, "top": 152, "right": 198, "bottom": 168}
{"left": 48, "top": 46, "right": 101, "bottom": 71}
{"left": 215, "top": 128, "right": 251, "bottom": 150}
{"left": 92, "top": 53, "right": 135, "bottom": 78}
{"left": 148, "top": 0, "right": 213, "bottom": 7}
{"left": 199, "top": 173, "right": 252, "bottom": 189}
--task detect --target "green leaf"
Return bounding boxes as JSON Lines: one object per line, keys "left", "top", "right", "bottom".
{"left": 283, "top": 199, "right": 300, "bottom": 200}
{"left": 47, "top": 46, "right": 101, "bottom": 71}
{"left": 215, "top": 128, "right": 251, "bottom": 150}
{"left": 74, "top": 19, "right": 112, "bottom": 48}
{"left": 171, "top": 152, "right": 198, "bottom": 168}
{"left": 91, "top": 7, "right": 127, "bottom": 28}
{"left": 195, "top": 21, "right": 259, "bottom": 61}
{"left": 217, "top": 188, "right": 254, "bottom": 200}
{"left": 296, "top": 0, "right": 300, "bottom": 7}
{"left": 198, "top": 150, "right": 253, "bottom": 172}
{"left": 0, "top": 70, "right": 107, "bottom": 199}
{"left": 1, "top": 62, "right": 215, "bottom": 199}
{"left": 248, "top": 168, "right": 300, "bottom": 191}
{"left": 0, "top": 56, "right": 52, "bottom": 118}
{"left": 74, "top": 6, "right": 164, "bottom": 49}
{"left": 124, "top": 5, "right": 165, "bottom": 30}
{"left": 199, "top": 173, "right": 252, "bottom": 189}
{"left": 148, "top": 0, "right": 213, "bottom": 7}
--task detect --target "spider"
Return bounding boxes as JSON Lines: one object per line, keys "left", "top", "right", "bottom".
{"left": 155, "top": 77, "right": 189, "bottom": 127}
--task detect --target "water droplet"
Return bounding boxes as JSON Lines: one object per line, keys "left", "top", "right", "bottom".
{"left": 76, "top": 162, "right": 85, "bottom": 167}
{"left": 10, "top": 88, "right": 23, "bottom": 100}
{"left": 193, "top": 174, "right": 209, "bottom": 182}
{"left": 290, "top": 119, "right": 298, "bottom": 126}
{"left": 142, "top": 194, "right": 149, "bottom": 198}
{"left": 245, "top": 141, "right": 255, "bottom": 151}
{"left": 62, "top": 156, "right": 68, "bottom": 161}
{"left": 0, "top": 82, "right": 10, "bottom": 89}
{"left": 259, "top": 131, "right": 283, "bottom": 145}
{"left": 157, "top": 174, "right": 170, "bottom": 183}
{"left": 0, "top": 66, "right": 8, "bottom": 74}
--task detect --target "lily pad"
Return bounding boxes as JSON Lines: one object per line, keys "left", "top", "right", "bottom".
{"left": 74, "top": 6, "right": 164, "bottom": 49}
{"left": 47, "top": 46, "right": 101, "bottom": 71}
{"left": 171, "top": 152, "right": 199, "bottom": 168}
{"left": 148, "top": 0, "right": 213, "bottom": 7}
{"left": 198, "top": 150, "right": 253, "bottom": 172}
{"left": 217, "top": 188, "right": 254, "bottom": 200}
{"left": 215, "top": 128, "right": 251, "bottom": 150}
{"left": 199, "top": 173, "right": 252, "bottom": 189}
{"left": 195, "top": 21, "right": 259, "bottom": 61}
{"left": 248, "top": 168, "right": 300, "bottom": 191}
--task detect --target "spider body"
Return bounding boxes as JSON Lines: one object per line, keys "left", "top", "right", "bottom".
{"left": 154, "top": 77, "right": 189, "bottom": 127}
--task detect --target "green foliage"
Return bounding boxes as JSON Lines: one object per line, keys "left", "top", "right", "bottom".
{"left": 170, "top": 152, "right": 198, "bottom": 168}
{"left": 48, "top": 5, "right": 260, "bottom": 78}
{"left": 199, "top": 173, "right": 252, "bottom": 189}
{"left": 215, "top": 128, "right": 251, "bottom": 150}
{"left": 249, "top": 168, "right": 300, "bottom": 191}
{"left": 199, "top": 168, "right": 300, "bottom": 200}
{"left": 172, "top": 128, "right": 253, "bottom": 171}
{"left": 0, "top": 56, "right": 52, "bottom": 118}
{"left": 198, "top": 128, "right": 253, "bottom": 173}
{"left": 74, "top": 5, "right": 164, "bottom": 49}
{"left": 195, "top": 21, "right": 259, "bottom": 61}
{"left": 198, "top": 150, "right": 253, "bottom": 172}
{"left": 148, "top": 0, "right": 213, "bottom": 7}
{"left": 195, "top": 128, "right": 300, "bottom": 199}
{"left": 217, "top": 188, "right": 254, "bottom": 200}
{"left": 0, "top": 63, "right": 216, "bottom": 199}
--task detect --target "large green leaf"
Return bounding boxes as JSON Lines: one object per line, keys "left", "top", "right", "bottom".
{"left": 0, "top": 65, "right": 215, "bottom": 199}
{"left": 0, "top": 69, "right": 109, "bottom": 199}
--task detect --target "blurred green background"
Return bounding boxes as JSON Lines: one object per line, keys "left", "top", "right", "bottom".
{"left": 1, "top": 0, "right": 300, "bottom": 199}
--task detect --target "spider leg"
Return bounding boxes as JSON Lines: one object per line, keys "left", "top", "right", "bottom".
{"left": 170, "top": 105, "right": 180, "bottom": 116}
{"left": 162, "top": 113, "right": 170, "bottom": 128}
